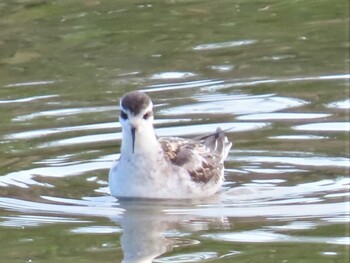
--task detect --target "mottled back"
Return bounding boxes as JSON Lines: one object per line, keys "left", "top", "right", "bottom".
{"left": 159, "top": 128, "right": 232, "bottom": 185}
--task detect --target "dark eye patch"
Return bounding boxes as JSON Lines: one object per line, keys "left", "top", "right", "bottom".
{"left": 120, "top": 111, "right": 128, "bottom": 120}
{"left": 143, "top": 111, "right": 152, "bottom": 120}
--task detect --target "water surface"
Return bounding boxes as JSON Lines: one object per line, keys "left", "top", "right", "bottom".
{"left": 0, "top": 0, "right": 349, "bottom": 262}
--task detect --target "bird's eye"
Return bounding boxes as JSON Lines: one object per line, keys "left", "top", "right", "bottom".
{"left": 120, "top": 111, "right": 128, "bottom": 120}
{"left": 143, "top": 111, "right": 152, "bottom": 120}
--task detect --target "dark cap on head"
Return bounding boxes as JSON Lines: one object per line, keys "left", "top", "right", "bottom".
{"left": 121, "top": 91, "right": 152, "bottom": 115}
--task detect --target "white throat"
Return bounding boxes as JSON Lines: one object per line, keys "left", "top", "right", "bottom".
{"left": 119, "top": 99, "right": 162, "bottom": 158}
{"left": 121, "top": 123, "right": 160, "bottom": 157}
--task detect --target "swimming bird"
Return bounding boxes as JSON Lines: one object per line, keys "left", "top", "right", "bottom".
{"left": 109, "top": 91, "right": 232, "bottom": 199}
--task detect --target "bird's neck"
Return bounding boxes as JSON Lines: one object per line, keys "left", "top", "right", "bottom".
{"left": 121, "top": 126, "right": 161, "bottom": 158}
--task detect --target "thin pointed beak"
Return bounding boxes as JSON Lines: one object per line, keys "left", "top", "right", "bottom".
{"left": 131, "top": 127, "right": 136, "bottom": 154}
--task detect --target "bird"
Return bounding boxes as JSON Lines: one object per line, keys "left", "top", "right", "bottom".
{"left": 109, "top": 91, "right": 232, "bottom": 199}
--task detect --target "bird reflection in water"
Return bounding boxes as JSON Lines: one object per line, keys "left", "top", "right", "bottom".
{"left": 111, "top": 198, "right": 230, "bottom": 263}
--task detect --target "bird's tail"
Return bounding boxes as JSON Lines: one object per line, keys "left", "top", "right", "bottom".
{"left": 198, "top": 127, "right": 232, "bottom": 162}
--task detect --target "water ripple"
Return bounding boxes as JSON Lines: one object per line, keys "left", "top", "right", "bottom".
{"left": 193, "top": 40, "right": 257, "bottom": 51}
{"left": 0, "top": 158, "right": 111, "bottom": 188}
{"left": 4, "top": 80, "right": 56, "bottom": 88}
{"left": 14, "top": 106, "right": 118, "bottom": 122}
{"left": 71, "top": 226, "right": 122, "bottom": 234}
{"left": 166, "top": 202, "right": 350, "bottom": 219}
{"left": 162, "top": 95, "right": 307, "bottom": 115}
{"left": 0, "top": 215, "right": 89, "bottom": 227}
{"left": 270, "top": 135, "right": 327, "bottom": 140}
{"left": 0, "top": 95, "right": 58, "bottom": 104}
{"left": 150, "top": 72, "right": 196, "bottom": 80}
{"left": 154, "top": 251, "right": 218, "bottom": 262}
{"left": 294, "top": 122, "right": 350, "bottom": 132}
{"left": 0, "top": 197, "right": 123, "bottom": 217}
{"left": 237, "top": 113, "right": 330, "bottom": 120}
{"left": 327, "top": 99, "right": 350, "bottom": 109}
{"left": 144, "top": 74, "right": 349, "bottom": 93}
{"left": 203, "top": 230, "right": 350, "bottom": 245}
{"left": 5, "top": 122, "right": 119, "bottom": 140}
{"left": 143, "top": 79, "right": 226, "bottom": 93}
{"left": 234, "top": 155, "right": 350, "bottom": 167}
{"left": 0, "top": 153, "right": 113, "bottom": 188}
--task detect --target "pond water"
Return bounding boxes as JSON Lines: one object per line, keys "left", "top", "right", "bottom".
{"left": 0, "top": 0, "right": 349, "bottom": 262}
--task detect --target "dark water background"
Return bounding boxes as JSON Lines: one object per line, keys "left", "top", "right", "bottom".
{"left": 0, "top": 0, "right": 349, "bottom": 262}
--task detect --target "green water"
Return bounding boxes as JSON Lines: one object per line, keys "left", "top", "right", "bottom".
{"left": 0, "top": 0, "right": 349, "bottom": 262}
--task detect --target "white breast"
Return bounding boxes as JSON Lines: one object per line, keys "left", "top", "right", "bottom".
{"left": 109, "top": 153, "right": 222, "bottom": 199}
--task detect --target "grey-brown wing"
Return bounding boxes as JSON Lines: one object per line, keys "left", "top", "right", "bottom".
{"left": 159, "top": 137, "right": 224, "bottom": 185}
{"left": 193, "top": 127, "right": 232, "bottom": 162}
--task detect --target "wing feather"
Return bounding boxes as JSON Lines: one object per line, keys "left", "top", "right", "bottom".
{"left": 159, "top": 137, "right": 224, "bottom": 185}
